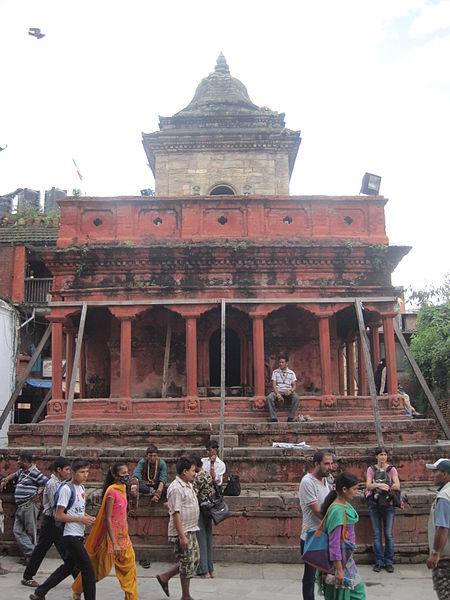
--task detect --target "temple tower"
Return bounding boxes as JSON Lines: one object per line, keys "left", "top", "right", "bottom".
{"left": 142, "top": 53, "right": 301, "bottom": 196}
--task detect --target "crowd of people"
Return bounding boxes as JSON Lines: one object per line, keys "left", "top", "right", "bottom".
{"left": 0, "top": 446, "right": 448, "bottom": 600}
{"left": 299, "top": 450, "right": 450, "bottom": 600}
{"left": 0, "top": 441, "right": 226, "bottom": 600}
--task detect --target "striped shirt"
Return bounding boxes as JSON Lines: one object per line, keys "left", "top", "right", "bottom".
{"left": 13, "top": 464, "right": 48, "bottom": 506}
{"left": 272, "top": 367, "right": 297, "bottom": 394}
{"left": 42, "top": 473, "right": 63, "bottom": 517}
{"left": 167, "top": 476, "right": 199, "bottom": 540}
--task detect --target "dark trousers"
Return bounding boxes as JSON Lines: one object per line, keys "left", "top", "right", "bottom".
{"left": 35, "top": 535, "right": 95, "bottom": 600}
{"left": 23, "top": 515, "right": 79, "bottom": 581}
{"left": 138, "top": 481, "right": 167, "bottom": 499}
{"left": 300, "top": 539, "right": 316, "bottom": 600}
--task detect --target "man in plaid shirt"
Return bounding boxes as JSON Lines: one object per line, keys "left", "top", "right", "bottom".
{"left": 156, "top": 456, "right": 200, "bottom": 600}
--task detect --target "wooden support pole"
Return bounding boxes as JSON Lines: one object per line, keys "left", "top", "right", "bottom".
{"left": 0, "top": 324, "right": 51, "bottom": 430}
{"left": 219, "top": 299, "right": 226, "bottom": 460}
{"left": 393, "top": 318, "right": 450, "bottom": 440}
{"left": 161, "top": 314, "right": 172, "bottom": 398}
{"left": 61, "top": 303, "right": 87, "bottom": 457}
{"left": 355, "top": 300, "right": 384, "bottom": 446}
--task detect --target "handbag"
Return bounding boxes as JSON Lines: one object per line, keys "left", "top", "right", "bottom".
{"left": 202, "top": 482, "right": 230, "bottom": 525}
{"left": 202, "top": 495, "right": 230, "bottom": 525}
{"left": 223, "top": 474, "right": 241, "bottom": 497}
{"left": 302, "top": 504, "right": 354, "bottom": 574}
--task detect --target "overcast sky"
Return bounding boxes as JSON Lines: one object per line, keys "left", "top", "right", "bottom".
{"left": 0, "top": 0, "right": 449, "bottom": 293}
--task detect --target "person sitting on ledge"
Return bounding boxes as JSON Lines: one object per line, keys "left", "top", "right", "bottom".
{"left": 266, "top": 353, "right": 300, "bottom": 423}
{"left": 130, "top": 444, "right": 168, "bottom": 501}
{"left": 130, "top": 444, "right": 168, "bottom": 569}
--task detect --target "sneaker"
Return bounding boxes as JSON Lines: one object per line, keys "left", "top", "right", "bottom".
{"left": 373, "top": 564, "right": 382, "bottom": 572}
{"left": 287, "top": 418, "right": 294, "bottom": 422}
{"left": 386, "top": 565, "right": 394, "bottom": 573}
{"left": 269, "top": 418, "right": 278, "bottom": 423}
{"left": 22, "top": 579, "right": 39, "bottom": 588}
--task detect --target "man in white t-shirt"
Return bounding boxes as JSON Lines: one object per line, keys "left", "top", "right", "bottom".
{"left": 266, "top": 353, "right": 300, "bottom": 422}
{"left": 30, "top": 459, "right": 96, "bottom": 600}
{"left": 201, "top": 440, "right": 226, "bottom": 487}
{"left": 299, "top": 451, "right": 333, "bottom": 600}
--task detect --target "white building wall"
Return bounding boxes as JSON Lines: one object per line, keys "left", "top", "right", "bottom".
{"left": 0, "top": 300, "right": 19, "bottom": 444}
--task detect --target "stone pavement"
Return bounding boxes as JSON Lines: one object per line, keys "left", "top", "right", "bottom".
{"left": 0, "top": 557, "right": 434, "bottom": 599}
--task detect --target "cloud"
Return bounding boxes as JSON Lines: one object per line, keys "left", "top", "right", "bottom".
{"left": 409, "top": 0, "right": 450, "bottom": 37}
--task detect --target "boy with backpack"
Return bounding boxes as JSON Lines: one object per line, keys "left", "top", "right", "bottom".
{"left": 29, "top": 458, "right": 96, "bottom": 600}
{"left": 21, "top": 456, "right": 78, "bottom": 588}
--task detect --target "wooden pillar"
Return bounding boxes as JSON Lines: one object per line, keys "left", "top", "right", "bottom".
{"left": 382, "top": 313, "right": 398, "bottom": 394}
{"left": 79, "top": 339, "right": 87, "bottom": 399}
{"left": 185, "top": 316, "right": 198, "bottom": 398}
{"left": 51, "top": 320, "right": 64, "bottom": 401}
{"left": 119, "top": 317, "right": 132, "bottom": 398}
{"left": 251, "top": 315, "right": 265, "bottom": 399}
{"left": 318, "top": 316, "right": 332, "bottom": 396}
{"left": 369, "top": 323, "right": 381, "bottom": 370}
{"left": 65, "top": 327, "right": 76, "bottom": 400}
{"left": 338, "top": 343, "right": 345, "bottom": 395}
{"left": 357, "top": 333, "right": 367, "bottom": 395}
{"left": 346, "top": 338, "right": 356, "bottom": 396}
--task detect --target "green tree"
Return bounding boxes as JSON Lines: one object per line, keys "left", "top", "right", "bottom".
{"left": 407, "top": 276, "right": 450, "bottom": 403}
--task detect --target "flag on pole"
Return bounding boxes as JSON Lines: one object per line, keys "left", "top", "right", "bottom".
{"left": 72, "top": 158, "right": 83, "bottom": 181}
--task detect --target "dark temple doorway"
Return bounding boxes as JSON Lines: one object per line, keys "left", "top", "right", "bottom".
{"left": 209, "top": 328, "right": 240, "bottom": 386}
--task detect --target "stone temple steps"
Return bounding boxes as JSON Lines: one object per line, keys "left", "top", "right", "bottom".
{"left": 38, "top": 396, "right": 409, "bottom": 423}
{"left": 7, "top": 417, "right": 438, "bottom": 448}
{"left": 2, "top": 416, "right": 448, "bottom": 563}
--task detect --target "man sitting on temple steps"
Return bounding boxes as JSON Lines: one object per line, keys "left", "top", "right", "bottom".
{"left": 266, "top": 353, "right": 307, "bottom": 423}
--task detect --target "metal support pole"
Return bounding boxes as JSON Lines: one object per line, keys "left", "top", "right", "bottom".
{"left": 219, "top": 299, "right": 226, "bottom": 460}
{"left": 355, "top": 299, "right": 384, "bottom": 446}
{"left": 0, "top": 324, "right": 51, "bottom": 430}
{"left": 61, "top": 303, "right": 87, "bottom": 456}
{"left": 393, "top": 318, "right": 450, "bottom": 440}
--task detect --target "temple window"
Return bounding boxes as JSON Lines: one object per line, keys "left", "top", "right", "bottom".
{"left": 209, "top": 184, "right": 236, "bottom": 195}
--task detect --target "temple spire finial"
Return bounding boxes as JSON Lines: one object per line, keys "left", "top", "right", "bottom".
{"left": 215, "top": 52, "right": 230, "bottom": 75}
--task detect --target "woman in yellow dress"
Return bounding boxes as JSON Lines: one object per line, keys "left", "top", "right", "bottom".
{"left": 72, "top": 462, "right": 138, "bottom": 600}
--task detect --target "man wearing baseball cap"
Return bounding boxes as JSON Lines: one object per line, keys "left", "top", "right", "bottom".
{"left": 426, "top": 458, "right": 450, "bottom": 599}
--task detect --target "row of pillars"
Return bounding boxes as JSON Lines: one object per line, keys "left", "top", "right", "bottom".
{"left": 48, "top": 307, "right": 399, "bottom": 403}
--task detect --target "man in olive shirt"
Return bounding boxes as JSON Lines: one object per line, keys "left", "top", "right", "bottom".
{"left": 426, "top": 458, "right": 450, "bottom": 599}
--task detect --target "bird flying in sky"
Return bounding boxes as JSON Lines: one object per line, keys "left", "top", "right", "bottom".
{"left": 28, "top": 28, "right": 45, "bottom": 39}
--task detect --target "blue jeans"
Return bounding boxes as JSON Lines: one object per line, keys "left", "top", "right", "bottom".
{"left": 369, "top": 505, "right": 395, "bottom": 566}
{"left": 196, "top": 511, "right": 214, "bottom": 575}
{"left": 300, "top": 539, "right": 316, "bottom": 600}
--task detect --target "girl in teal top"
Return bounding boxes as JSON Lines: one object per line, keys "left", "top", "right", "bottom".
{"left": 318, "top": 472, "right": 366, "bottom": 600}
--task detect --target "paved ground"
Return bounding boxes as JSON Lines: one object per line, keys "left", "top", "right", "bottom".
{"left": 0, "top": 556, "right": 435, "bottom": 599}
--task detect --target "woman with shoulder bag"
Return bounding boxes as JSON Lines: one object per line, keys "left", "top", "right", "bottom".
{"left": 192, "top": 455, "right": 216, "bottom": 578}
{"left": 318, "top": 472, "right": 366, "bottom": 599}
{"left": 365, "top": 447, "right": 401, "bottom": 573}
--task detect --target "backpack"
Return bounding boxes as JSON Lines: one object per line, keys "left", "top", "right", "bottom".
{"left": 370, "top": 465, "right": 404, "bottom": 509}
{"left": 53, "top": 481, "right": 76, "bottom": 531}
{"left": 223, "top": 474, "right": 241, "bottom": 497}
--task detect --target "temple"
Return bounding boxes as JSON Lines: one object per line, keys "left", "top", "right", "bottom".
{"left": 2, "top": 55, "right": 443, "bottom": 565}
{"left": 41, "top": 54, "right": 408, "bottom": 422}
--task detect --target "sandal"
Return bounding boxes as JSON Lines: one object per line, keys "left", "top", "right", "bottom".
{"left": 156, "top": 574, "right": 170, "bottom": 597}
{"left": 139, "top": 558, "right": 151, "bottom": 569}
